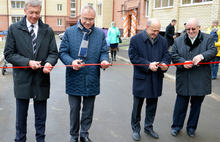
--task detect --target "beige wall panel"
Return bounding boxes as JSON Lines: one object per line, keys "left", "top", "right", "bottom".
{"left": 46, "top": 0, "right": 67, "bottom": 16}
{"left": 96, "top": 16, "right": 103, "bottom": 28}
{"left": 102, "top": 0, "right": 113, "bottom": 29}
{"left": 178, "top": 5, "right": 212, "bottom": 31}
{"left": 152, "top": 8, "right": 175, "bottom": 31}
{"left": 0, "top": 0, "right": 8, "bottom": 14}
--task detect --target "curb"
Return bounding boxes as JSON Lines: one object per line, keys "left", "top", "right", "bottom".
{"left": 116, "top": 55, "right": 176, "bottom": 82}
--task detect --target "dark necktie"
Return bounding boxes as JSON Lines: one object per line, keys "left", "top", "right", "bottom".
{"left": 30, "top": 24, "right": 37, "bottom": 55}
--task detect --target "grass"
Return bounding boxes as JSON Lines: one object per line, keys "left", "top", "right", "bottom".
{"left": 120, "top": 46, "right": 129, "bottom": 50}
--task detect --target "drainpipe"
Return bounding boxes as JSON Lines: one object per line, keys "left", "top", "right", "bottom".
{"left": 112, "top": 0, "right": 114, "bottom": 21}
{"left": 44, "top": 0, "right": 46, "bottom": 23}
{"left": 7, "top": 0, "right": 9, "bottom": 28}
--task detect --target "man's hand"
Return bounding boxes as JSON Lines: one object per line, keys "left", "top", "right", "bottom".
{"left": 72, "top": 59, "right": 84, "bottom": 70}
{"left": 101, "top": 60, "right": 110, "bottom": 69}
{"left": 159, "top": 63, "right": 168, "bottom": 71}
{"left": 193, "top": 54, "right": 202, "bottom": 65}
{"left": 149, "top": 62, "right": 159, "bottom": 72}
{"left": 43, "top": 62, "right": 53, "bottom": 74}
{"left": 28, "top": 60, "right": 41, "bottom": 70}
{"left": 184, "top": 61, "right": 193, "bottom": 69}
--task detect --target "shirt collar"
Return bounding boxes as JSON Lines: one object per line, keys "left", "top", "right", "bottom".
{"left": 26, "top": 18, "right": 38, "bottom": 29}
{"left": 188, "top": 35, "right": 198, "bottom": 44}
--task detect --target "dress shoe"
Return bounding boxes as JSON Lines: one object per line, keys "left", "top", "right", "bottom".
{"left": 171, "top": 130, "right": 179, "bottom": 136}
{"left": 144, "top": 129, "right": 159, "bottom": 139}
{"left": 132, "top": 132, "right": 140, "bottom": 141}
{"left": 187, "top": 131, "right": 195, "bottom": 138}
{"left": 80, "top": 137, "right": 93, "bottom": 142}
{"left": 70, "top": 138, "right": 78, "bottom": 142}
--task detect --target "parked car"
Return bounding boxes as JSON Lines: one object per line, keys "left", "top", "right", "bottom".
{"left": 59, "top": 32, "right": 65, "bottom": 40}
{"left": 0, "top": 30, "right": 8, "bottom": 35}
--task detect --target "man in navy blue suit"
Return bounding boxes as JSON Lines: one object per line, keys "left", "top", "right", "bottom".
{"left": 129, "top": 18, "right": 171, "bottom": 141}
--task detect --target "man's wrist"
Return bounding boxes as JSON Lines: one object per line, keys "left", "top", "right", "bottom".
{"left": 200, "top": 54, "right": 204, "bottom": 60}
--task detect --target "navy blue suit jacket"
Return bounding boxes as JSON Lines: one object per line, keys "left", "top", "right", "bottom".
{"left": 129, "top": 30, "right": 171, "bottom": 98}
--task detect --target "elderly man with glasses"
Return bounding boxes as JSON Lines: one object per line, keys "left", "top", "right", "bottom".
{"left": 170, "top": 18, "right": 217, "bottom": 138}
{"left": 59, "top": 5, "right": 109, "bottom": 142}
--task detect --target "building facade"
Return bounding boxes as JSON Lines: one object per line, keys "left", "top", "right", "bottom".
{"left": 113, "top": 0, "right": 220, "bottom": 37}
{"left": 0, "top": 0, "right": 113, "bottom": 33}
{"left": 0, "top": 0, "right": 79, "bottom": 34}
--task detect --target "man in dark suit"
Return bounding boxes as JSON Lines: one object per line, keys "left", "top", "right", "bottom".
{"left": 171, "top": 18, "right": 217, "bottom": 138}
{"left": 165, "top": 19, "right": 177, "bottom": 50}
{"left": 4, "top": 0, "right": 58, "bottom": 141}
{"left": 128, "top": 18, "right": 171, "bottom": 141}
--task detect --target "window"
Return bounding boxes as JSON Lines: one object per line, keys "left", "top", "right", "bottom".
{"left": 97, "top": 4, "right": 102, "bottom": 16}
{"left": 71, "top": 0, "right": 76, "bottom": 17}
{"left": 12, "top": 16, "right": 24, "bottom": 23}
{"left": 182, "top": 0, "right": 212, "bottom": 4}
{"left": 11, "top": 0, "right": 25, "bottom": 8}
{"left": 57, "top": 4, "right": 62, "bottom": 11}
{"left": 154, "top": 0, "right": 174, "bottom": 8}
{"left": 145, "top": 0, "right": 149, "bottom": 17}
{"left": 88, "top": 3, "right": 93, "bottom": 7}
{"left": 57, "top": 19, "right": 62, "bottom": 26}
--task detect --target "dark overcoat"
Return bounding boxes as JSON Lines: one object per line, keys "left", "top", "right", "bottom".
{"left": 171, "top": 31, "right": 217, "bottom": 96}
{"left": 129, "top": 30, "right": 171, "bottom": 98}
{"left": 4, "top": 16, "right": 58, "bottom": 101}
{"left": 165, "top": 23, "right": 175, "bottom": 46}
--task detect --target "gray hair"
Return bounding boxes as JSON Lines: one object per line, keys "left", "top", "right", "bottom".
{"left": 25, "top": 0, "right": 42, "bottom": 10}
{"left": 197, "top": 20, "right": 200, "bottom": 27}
{"left": 81, "top": 5, "right": 96, "bottom": 15}
{"left": 147, "top": 20, "right": 151, "bottom": 27}
{"left": 212, "top": 20, "right": 219, "bottom": 25}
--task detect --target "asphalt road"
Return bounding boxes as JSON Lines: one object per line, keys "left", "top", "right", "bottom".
{"left": 0, "top": 38, "right": 220, "bottom": 142}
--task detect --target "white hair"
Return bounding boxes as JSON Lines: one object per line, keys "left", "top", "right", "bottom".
{"left": 25, "top": 0, "right": 42, "bottom": 10}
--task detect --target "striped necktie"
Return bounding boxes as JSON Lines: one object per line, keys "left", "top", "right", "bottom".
{"left": 30, "top": 24, "right": 37, "bottom": 55}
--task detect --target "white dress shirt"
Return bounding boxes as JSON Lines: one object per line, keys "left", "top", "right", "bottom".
{"left": 26, "top": 18, "right": 39, "bottom": 37}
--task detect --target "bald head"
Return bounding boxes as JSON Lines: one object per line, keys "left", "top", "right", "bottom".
{"left": 146, "top": 18, "right": 161, "bottom": 39}
{"left": 186, "top": 18, "right": 201, "bottom": 39}
{"left": 147, "top": 18, "right": 161, "bottom": 28}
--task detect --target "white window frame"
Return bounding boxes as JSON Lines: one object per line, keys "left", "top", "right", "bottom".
{"left": 57, "top": 4, "right": 62, "bottom": 11}
{"left": 11, "top": 0, "right": 25, "bottom": 9}
{"left": 57, "top": 19, "right": 62, "bottom": 26}
{"left": 71, "top": 0, "right": 76, "bottom": 17}
{"left": 154, "top": 0, "right": 174, "bottom": 9}
{"left": 97, "top": 3, "right": 102, "bottom": 16}
{"left": 181, "top": 0, "right": 212, "bottom": 6}
{"left": 145, "top": 0, "right": 149, "bottom": 17}
{"left": 12, "top": 16, "right": 24, "bottom": 23}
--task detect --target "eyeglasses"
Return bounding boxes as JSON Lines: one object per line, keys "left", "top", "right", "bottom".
{"left": 82, "top": 17, "right": 94, "bottom": 22}
{"left": 186, "top": 28, "right": 197, "bottom": 31}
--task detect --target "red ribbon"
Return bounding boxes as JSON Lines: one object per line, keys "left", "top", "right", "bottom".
{"left": 1, "top": 61, "right": 219, "bottom": 69}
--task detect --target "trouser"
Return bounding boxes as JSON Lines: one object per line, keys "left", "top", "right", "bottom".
{"left": 15, "top": 99, "right": 47, "bottom": 142}
{"left": 131, "top": 95, "right": 158, "bottom": 133}
{"left": 171, "top": 95, "right": 205, "bottom": 132}
{"left": 211, "top": 57, "right": 220, "bottom": 78}
{"left": 69, "top": 95, "right": 96, "bottom": 139}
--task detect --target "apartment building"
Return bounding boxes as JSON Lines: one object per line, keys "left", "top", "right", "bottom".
{"left": 114, "top": 0, "right": 220, "bottom": 37}
{"left": 0, "top": 0, "right": 78, "bottom": 34}
{"left": 0, "top": 0, "right": 113, "bottom": 34}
